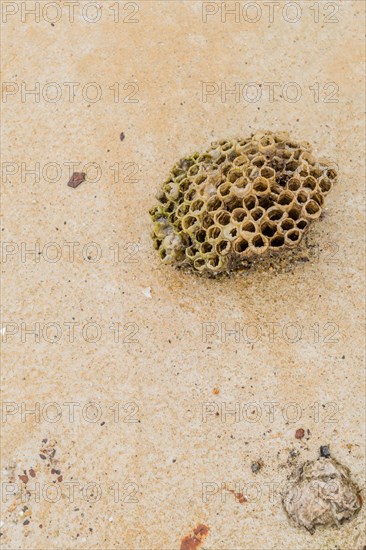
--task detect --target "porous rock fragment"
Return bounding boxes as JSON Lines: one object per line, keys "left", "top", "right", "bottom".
{"left": 282, "top": 457, "right": 361, "bottom": 533}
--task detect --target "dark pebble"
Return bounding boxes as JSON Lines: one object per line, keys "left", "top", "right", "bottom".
{"left": 251, "top": 461, "right": 261, "bottom": 473}
{"left": 320, "top": 445, "right": 331, "bottom": 458}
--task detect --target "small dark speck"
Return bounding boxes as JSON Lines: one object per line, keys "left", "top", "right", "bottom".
{"left": 251, "top": 461, "right": 262, "bottom": 473}
{"left": 172, "top": 459, "right": 176, "bottom": 463}
{"left": 23, "top": 520, "right": 30, "bottom": 526}
{"left": 51, "top": 23, "right": 55, "bottom": 27}
{"left": 342, "top": 355, "right": 345, "bottom": 359}
{"left": 320, "top": 445, "right": 331, "bottom": 458}
{"left": 120, "top": 132, "right": 125, "bottom": 141}
{"left": 100, "top": 421, "right": 105, "bottom": 426}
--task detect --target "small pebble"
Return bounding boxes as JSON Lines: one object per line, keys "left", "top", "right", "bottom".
{"left": 320, "top": 445, "right": 331, "bottom": 458}
{"left": 251, "top": 461, "right": 261, "bottom": 473}
{"left": 295, "top": 428, "right": 305, "bottom": 439}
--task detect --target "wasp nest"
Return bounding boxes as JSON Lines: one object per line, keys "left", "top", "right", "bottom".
{"left": 150, "top": 131, "right": 337, "bottom": 275}
{"left": 282, "top": 457, "right": 362, "bottom": 533}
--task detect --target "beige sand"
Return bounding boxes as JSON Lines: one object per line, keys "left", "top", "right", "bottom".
{"left": 1, "top": 1, "right": 365, "bottom": 548}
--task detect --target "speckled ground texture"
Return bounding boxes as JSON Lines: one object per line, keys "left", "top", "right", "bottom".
{"left": 1, "top": 1, "right": 365, "bottom": 549}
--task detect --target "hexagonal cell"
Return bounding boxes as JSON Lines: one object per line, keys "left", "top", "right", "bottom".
{"left": 176, "top": 203, "right": 190, "bottom": 218}
{"left": 311, "top": 191, "right": 325, "bottom": 206}
{"left": 195, "top": 229, "right": 207, "bottom": 244}
{"left": 222, "top": 224, "right": 239, "bottom": 241}
{"left": 298, "top": 162, "right": 310, "bottom": 177}
{"left": 250, "top": 234, "right": 269, "bottom": 254}
{"left": 217, "top": 182, "right": 232, "bottom": 201}
{"left": 267, "top": 206, "right": 286, "bottom": 221}
{"left": 287, "top": 204, "right": 302, "bottom": 221}
{"left": 302, "top": 175, "right": 317, "bottom": 191}
{"left": 201, "top": 214, "right": 215, "bottom": 229}
{"left": 193, "top": 257, "right": 206, "bottom": 272}
{"left": 182, "top": 215, "right": 198, "bottom": 232}
{"left": 270, "top": 233, "right": 285, "bottom": 248}
{"left": 260, "top": 220, "right": 277, "bottom": 238}
{"left": 318, "top": 177, "right": 332, "bottom": 194}
{"left": 284, "top": 228, "right": 302, "bottom": 246}
{"left": 206, "top": 254, "right": 223, "bottom": 271}
{"left": 310, "top": 166, "right": 323, "bottom": 178}
{"left": 184, "top": 187, "right": 198, "bottom": 203}
{"left": 206, "top": 225, "right": 221, "bottom": 241}
{"left": 250, "top": 207, "right": 265, "bottom": 221}
{"left": 215, "top": 239, "right": 231, "bottom": 256}
{"left": 243, "top": 194, "right": 257, "bottom": 211}
{"left": 232, "top": 177, "right": 251, "bottom": 196}
{"left": 286, "top": 159, "right": 300, "bottom": 172}
{"left": 326, "top": 167, "right": 337, "bottom": 180}
{"left": 194, "top": 174, "right": 208, "bottom": 186}
{"left": 231, "top": 208, "right": 248, "bottom": 224}
{"left": 241, "top": 220, "right": 257, "bottom": 234}
{"left": 296, "top": 218, "right": 308, "bottom": 230}
{"left": 277, "top": 191, "right": 294, "bottom": 206}
{"left": 214, "top": 210, "right": 231, "bottom": 227}
{"left": 253, "top": 177, "right": 270, "bottom": 197}
{"left": 228, "top": 169, "right": 243, "bottom": 183}
{"left": 260, "top": 166, "right": 276, "bottom": 180}
{"left": 233, "top": 154, "right": 249, "bottom": 167}
{"left": 234, "top": 238, "right": 249, "bottom": 254}
{"left": 187, "top": 164, "right": 200, "bottom": 177}
{"left": 279, "top": 218, "right": 295, "bottom": 232}
{"left": 303, "top": 199, "right": 321, "bottom": 219}
{"left": 190, "top": 199, "right": 205, "bottom": 214}
{"left": 287, "top": 177, "right": 301, "bottom": 192}
{"left": 186, "top": 245, "right": 199, "bottom": 259}
{"left": 251, "top": 154, "right": 267, "bottom": 169}
{"left": 206, "top": 196, "right": 222, "bottom": 213}
{"left": 201, "top": 242, "right": 213, "bottom": 254}
{"left": 258, "top": 134, "right": 275, "bottom": 153}
{"left": 296, "top": 189, "right": 311, "bottom": 204}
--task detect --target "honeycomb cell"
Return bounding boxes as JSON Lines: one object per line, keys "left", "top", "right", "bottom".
{"left": 279, "top": 218, "right": 295, "bottom": 232}
{"left": 284, "top": 229, "right": 302, "bottom": 246}
{"left": 215, "top": 211, "right": 231, "bottom": 227}
{"left": 303, "top": 200, "right": 321, "bottom": 219}
{"left": 241, "top": 220, "right": 257, "bottom": 234}
{"left": 207, "top": 226, "right": 221, "bottom": 241}
{"left": 206, "top": 196, "right": 222, "bottom": 212}
{"left": 232, "top": 208, "right": 248, "bottom": 224}
{"left": 150, "top": 131, "right": 337, "bottom": 275}
{"left": 250, "top": 207, "right": 265, "bottom": 221}
{"left": 318, "top": 177, "right": 332, "bottom": 194}
{"left": 234, "top": 238, "right": 249, "bottom": 254}
{"left": 216, "top": 239, "right": 231, "bottom": 256}
{"left": 253, "top": 177, "right": 271, "bottom": 196}
{"left": 250, "top": 234, "right": 269, "bottom": 254}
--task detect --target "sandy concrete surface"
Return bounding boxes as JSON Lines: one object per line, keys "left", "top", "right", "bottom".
{"left": 1, "top": 1, "right": 365, "bottom": 548}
